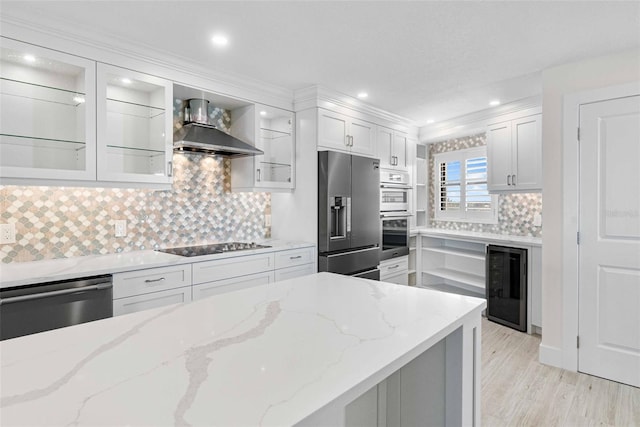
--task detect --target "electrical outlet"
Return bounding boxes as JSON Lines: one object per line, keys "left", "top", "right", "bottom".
{"left": 114, "top": 219, "right": 127, "bottom": 237}
{"left": 533, "top": 214, "right": 543, "bottom": 227}
{"left": 0, "top": 223, "right": 16, "bottom": 244}
{"left": 264, "top": 214, "right": 272, "bottom": 227}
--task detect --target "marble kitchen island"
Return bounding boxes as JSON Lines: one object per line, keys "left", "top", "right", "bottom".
{"left": 1, "top": 272, "right": 485, "bottom": 426}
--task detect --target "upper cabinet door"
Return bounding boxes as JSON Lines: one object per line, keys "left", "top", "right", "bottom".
{"left": 486, "top": 121, "right": 513, "bottom": 192}
{"left": 349, "top": 118, "right": 376, "bottom": 157}
{"left": 392, "top": 131, "right": 408, "bottom": 170}
{"left": 230, "top": 104, "right": 295, "bottom": 192}
{"left": 318, "top": 109, "right": 349, "bottom": 151}
{"left": 511, "top": 115, "right": 542, "bottom": 191}
{"left": 256, "top": 105, "right": 295, "bottom": 189}
{"left": 377, "top": 126, "right": 393, "bottom": 168}
{"left": 96, "top": 63, "right": 173, "bottom": 185}
{"left": 0, "top": 38, "right": 96, "bottom": 182}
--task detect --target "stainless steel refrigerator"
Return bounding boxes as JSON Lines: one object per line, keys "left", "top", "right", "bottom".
{"left": 318, "top": 151, "right": 381, "bottom": 279}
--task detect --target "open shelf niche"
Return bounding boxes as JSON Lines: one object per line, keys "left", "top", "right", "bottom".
{"left": 419, "top": 235, "right": 486, "bottom": 298}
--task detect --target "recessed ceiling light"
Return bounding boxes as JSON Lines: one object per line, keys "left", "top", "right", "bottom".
{"left": 489, "top": 99, "right": 501, "bottom": 106}
{"left": 426, "top": 119, "right": 435, "bottom": 124}
{"left": 23, "top": 54, "right": 36, "bottom": 62}
{"left": 357, "top": 92, "right": 368, "bottom": 99}
{"left": 211, "top": 34, "right": 229, "bottom": 47}
{"left": 259, "top": 111, "right": 267, "bottom": 116}
{"left": 121, "top": 78, "right": 132, "bottom": 84}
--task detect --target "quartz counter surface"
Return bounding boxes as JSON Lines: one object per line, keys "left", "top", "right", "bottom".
{"left": 412, "top": 227, "right": 542, "bottom": 247}
{"left": 0, "top": 240, "right": 314, "bottom": 289}
{"left": 1, "top": 272, "right": 485, "bottom": 426}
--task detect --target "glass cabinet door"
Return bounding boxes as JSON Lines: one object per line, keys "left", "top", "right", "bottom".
{"left": 96, "top": 63, "right": 173, "bottom": 184}
{"left": 255, "top": 105, "right": 294, "bottom": 189}
{"left": 0, "top": 38, "right": 96, "bottom": 182}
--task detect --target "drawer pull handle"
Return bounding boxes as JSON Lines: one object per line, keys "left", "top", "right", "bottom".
{"left": 388, "top": 265, "right": 400, "bottom": 270}
{"left": 289, "top": 255, "right": 302, "bottom": 260}
{"left": 144, "top": 277, "right": 166, "bottom": 284}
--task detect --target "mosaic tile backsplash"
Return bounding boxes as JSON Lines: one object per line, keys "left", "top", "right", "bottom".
{"left": 427, "top": 133, "right": 543, "bottom": 237}
{"left": 0, "top": 101, "right": 270, "bottom": 264}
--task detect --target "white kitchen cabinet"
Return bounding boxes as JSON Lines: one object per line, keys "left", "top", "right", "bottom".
{"left": 317, "top": 109, "right": 376, "bottom": 157}
{"left": 113, "top": 286, "right": 191, "bottom": 316}
{"left": 274, "top": 263, "right": 315, "bottom": 281}
{"left": 274, "top": 247, "right": 315, "bottom": 269}
{"left": 193, "top": 271, "right": 275, "bottom": 300}
{"left": 378, "top": 127, "right": 408, "bottom": 170}
{"left": 487, "top": 114, "right": 542, "bottom": 192}
{"left": 0, "top": 38, "right": 97, "bottom": 182}
{"left": 192, "top": 252, "right": 274, "bottom": 284}
{"left": 380, "top": 256, "right": 409, "bottom": 285}
{"left": 96, "top": 63, "right": 173, "bottom": 185}
{"left": 113, "top": 264, "right": 192, "bottom": 299}
{"left": 231, "top": 104, "right": 295, "bottom": 192}
{"left": 112, "top": 264, "right": 192, "bottom": 316}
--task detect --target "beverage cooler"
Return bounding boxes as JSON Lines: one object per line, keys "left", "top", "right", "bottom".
{"left": 486, "top": 245, "right": 527, "bottom": 332}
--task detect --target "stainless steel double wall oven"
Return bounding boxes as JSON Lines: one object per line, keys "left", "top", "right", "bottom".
{"left": 380, "top": 169, "right": 411, "bottom": 260}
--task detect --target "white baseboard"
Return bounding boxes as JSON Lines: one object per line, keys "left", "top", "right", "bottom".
{"left": 539, "top": 344, "right": 563, "bottom": 368}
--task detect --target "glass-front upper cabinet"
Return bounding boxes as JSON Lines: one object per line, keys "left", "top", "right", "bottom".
{"left": 0, "top": 38, "right": 96, "bottom": 182}
{"left": 96, "top": 63, "right": 173, "bottom": 184}
{"left": 231, "top": 104, "right": 295, "bottom": 191}
{"left": 257, "top": 105, "right": 294, "bottom": 188}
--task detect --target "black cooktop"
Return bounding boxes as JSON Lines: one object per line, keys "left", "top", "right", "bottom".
{"left": 158, "top": 242, "right": 271, "bottom": 257}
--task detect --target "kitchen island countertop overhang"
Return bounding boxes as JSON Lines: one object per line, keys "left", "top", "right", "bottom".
{"left": 1, "top": 272, "right": 486, "bottom": 426}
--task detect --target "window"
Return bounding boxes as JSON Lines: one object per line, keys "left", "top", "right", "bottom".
{"left": 434, "top": 147, "right": 498, "bottom": 223}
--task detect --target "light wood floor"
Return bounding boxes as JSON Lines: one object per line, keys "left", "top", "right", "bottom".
{"left": 481, "top": 318, "right": 640, "bottom": 426}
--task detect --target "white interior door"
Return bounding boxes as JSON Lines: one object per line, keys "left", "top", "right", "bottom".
{"left": 578, "top": 95, "right": 640, "bottom": 387}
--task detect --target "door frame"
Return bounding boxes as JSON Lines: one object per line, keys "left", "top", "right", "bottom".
{"left": 561, "top": 81, "right": 640, "bottom": 372}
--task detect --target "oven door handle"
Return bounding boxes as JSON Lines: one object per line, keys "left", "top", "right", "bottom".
{"left": 380, "top": 184, "right": 412, "bottom": 189}
{"left": 380, "top": 212, "right": 413, "bottom": 218}
{"left": 0, "top": 283, "right": 113, "bottom": 305}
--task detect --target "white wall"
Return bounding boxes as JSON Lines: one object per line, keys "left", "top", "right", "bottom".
{"left": 540, "top": 48, "right": 640, "bottom": 366}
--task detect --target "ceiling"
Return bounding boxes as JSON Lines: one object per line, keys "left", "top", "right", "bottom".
{"left": 1, "top": 1, "right": 639, "bottom": 126}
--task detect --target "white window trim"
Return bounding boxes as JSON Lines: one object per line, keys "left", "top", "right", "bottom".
{"left": 433, "top": 146, "right": 498, "bottom": 224}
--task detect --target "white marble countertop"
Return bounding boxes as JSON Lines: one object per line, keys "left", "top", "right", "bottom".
{"left": 412, "top": 227, "right": 542, "bottom": 247}
{"left": 0, "top": 240, "right": 314, "bottom": 289}
{"left": 0, "top": 272, "right": 486, "bottom": 426}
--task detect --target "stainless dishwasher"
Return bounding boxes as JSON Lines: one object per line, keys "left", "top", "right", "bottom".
{"left": 0, "top": 275, "right": 113, "bottom": 341}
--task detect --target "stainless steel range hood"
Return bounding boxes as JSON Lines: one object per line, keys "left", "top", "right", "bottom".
{"left": 173, "top": 99, "right": 263, "bottom": 158}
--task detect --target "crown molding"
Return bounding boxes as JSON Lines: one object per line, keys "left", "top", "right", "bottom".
{"left": 0, "top": 12, "right": 294, "bottom": 110}
{"left": 419, "top": 96, "right": 542, "bottom": 143}
{"left": 294, "top": 85, "right": 418, "bottom": 132}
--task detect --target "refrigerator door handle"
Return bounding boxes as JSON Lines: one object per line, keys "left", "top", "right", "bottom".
{"left": 346, "top": 197, "right": 352, "bottom": 233}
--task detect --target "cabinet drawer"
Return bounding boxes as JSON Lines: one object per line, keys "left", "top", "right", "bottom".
{"left": 113, "top": 265, "right": 192, "bottom": 299}
{"left": 113, "top": 286, "right": 191, "bottom": 316}
{"left": 379, "top": 256, "right": 409, "bottom": 280}
{"left": 192, "top": 253, "right": 274, "bottom": 285}
{"left": 192, "top": 271, "right": 274, "bottom": 301}
{"left": 275, "top": 263, "right": 315, "bottom": 282}
{"left": 274, "top": 247, "right": 315, "bottom": 269}
{"left": 382, "top": 272, "right": 409, "bottom": 286}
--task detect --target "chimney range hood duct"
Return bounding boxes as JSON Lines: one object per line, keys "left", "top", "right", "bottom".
{"left": 173, "top": 99, "right": 263, "bottom": 158}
